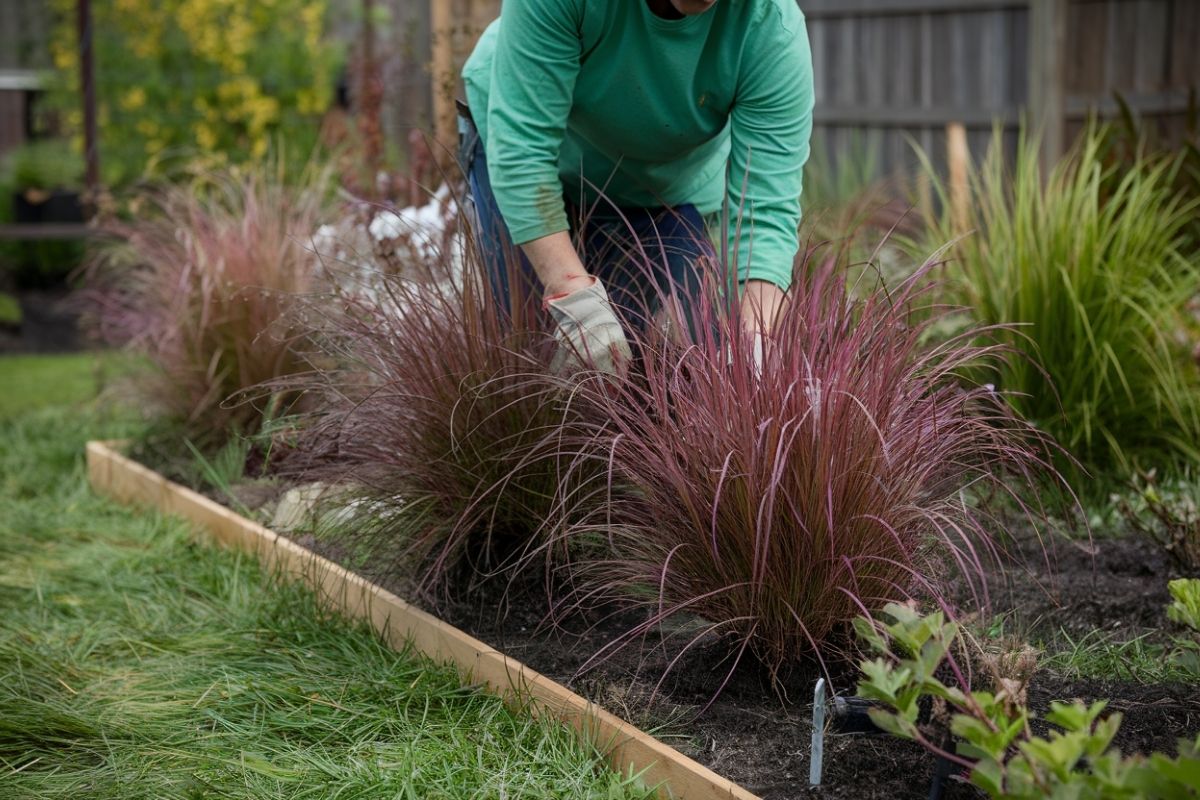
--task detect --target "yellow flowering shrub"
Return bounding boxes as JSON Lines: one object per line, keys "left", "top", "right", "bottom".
{"left": 48, "top": 0, "right": 336, "bottom": 185}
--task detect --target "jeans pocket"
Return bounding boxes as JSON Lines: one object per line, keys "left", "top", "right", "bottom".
{"left": 457, "top": 114, "right": 480, "bottom": 177}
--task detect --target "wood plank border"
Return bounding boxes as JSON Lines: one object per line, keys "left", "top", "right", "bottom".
{"left": 85, "top": 441, "right": 759, "bottom": 800}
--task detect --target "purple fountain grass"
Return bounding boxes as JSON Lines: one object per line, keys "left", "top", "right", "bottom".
{"left": 82, "top": 163, "right": 336, "bottom": 441}
{"left": 555, "top": 245, "right": 1064, "bottom": 688}
{"left": 283, "top": 253, "right": 608, "bottom": 601}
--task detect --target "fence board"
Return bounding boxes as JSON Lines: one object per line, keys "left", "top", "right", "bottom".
{"left": 806, "top": 1, "right": 1030, "bottom": 177}
{"left": 1169, "top": 2, "right": 1200, "bottom": 88}
{"left": 804, "top": 0, "right": 1197, "bottom": 182}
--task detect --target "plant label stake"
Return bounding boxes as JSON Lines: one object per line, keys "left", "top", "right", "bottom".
{"left": 810, "top": 677, "right": 826, "bottom": 787}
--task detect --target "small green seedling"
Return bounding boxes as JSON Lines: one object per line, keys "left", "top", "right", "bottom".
{"left": 1167, "top": 578, "right": 1200, "bottom": 676}
{"left": 1120, "top": 470, "right": 1200, "bottom": 571}
{"left": 1167, "top": 578, "right": 1200, "bottom": 632}
{"left": 855, "top": 603, "right": 1200, "bottom": 799}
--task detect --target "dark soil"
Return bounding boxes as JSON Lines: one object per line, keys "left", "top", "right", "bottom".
{"left": 429, "top": 556, "right": 1197, "bottom": 799}
{"left": 981, "top": 530, "right": 1189, "bottom": 639}
{"left": 0, "top": 289, "right": 82, "bottom": 354}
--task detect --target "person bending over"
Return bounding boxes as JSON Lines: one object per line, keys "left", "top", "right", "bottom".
{"left": 460, "top": 0, "right": 814, "bottom": 372}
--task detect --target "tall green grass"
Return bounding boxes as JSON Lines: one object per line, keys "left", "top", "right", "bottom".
{"left": 919, "top": 127, "right": 1200, "bottom": 487}
{"left": 0, "top": 356, "right": 653, "bottom": 799}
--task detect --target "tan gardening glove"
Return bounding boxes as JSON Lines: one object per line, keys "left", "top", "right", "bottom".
{"left": 546, "top": 278, "right": 631, "bottom": 375}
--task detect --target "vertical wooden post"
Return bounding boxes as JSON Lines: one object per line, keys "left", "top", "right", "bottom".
{"left": 468, "top": 0, "right": 497, "bottom": 41}
{"left": 360, "top": 0, "right": 384, "bottom": 193}
{"left": 946, "top": 122, "right": 970, "bottom": 232}
{"left": 1028, "top": 0, "right": 1067, "bottom": 172}
{"left": 429, "top": 0, "right": 499, "bottom": 166}
{"left": 77, "top": 0, "right": 99, "bottom": 213}
{"left": 430, "top": 0, "right": 456, "bottom": 159}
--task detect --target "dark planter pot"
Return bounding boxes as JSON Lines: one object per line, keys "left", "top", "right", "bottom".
{"left": 11, "top": 190, "right": 85, "bottom": 224}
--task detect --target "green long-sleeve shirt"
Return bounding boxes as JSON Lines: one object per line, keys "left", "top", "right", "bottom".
{"left": 462, "top": 0, "right": 814, "bottom": 289}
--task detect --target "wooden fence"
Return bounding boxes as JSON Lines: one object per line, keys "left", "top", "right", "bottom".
{"left": 0, "top": 0, "right": 52, "bottom": 161}
{"left": 4, "top": 1, "right": 1195, "bottom": 176}
{"left": 408, "top": 0, "right": 1199, "bottom": 176}
{"left": 804, "top": 0, "right": 1199, "bottom": 177}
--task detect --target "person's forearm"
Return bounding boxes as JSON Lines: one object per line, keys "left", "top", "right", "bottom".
{"left": 741, "top": 279, "right": 787, "bottom": 334}
{"left": 520, "top": 231, "right": 593, "bottom": 298}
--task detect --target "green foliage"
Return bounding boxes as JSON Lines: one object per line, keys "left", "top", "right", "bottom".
{"left": 918, "top": 126, "right": 1200, "bottom": 490}
{"left": 183, "top": 435, "right": 254, "bottom": 515}
{"left": 1168, "top": 578, "right": 1200, "bottom": 631}
{"left": 857, "top": 603, "right": 1200, "bottom": 798}
{"left": 803, "top": 130, "right": 883, "bottom": 214}
{"left": 0, "top": 292, "right": 20, "bottom": 327}
{"left": 0, "top": 140, "right": 87, "bottom": 288}
{"left": 1167, "top": 578, "right": 1200, "bottom": 676}
{"left": 45, "top": 0, "right": 338, "bottom": 186}
{"left": 800, "top": 130, "right": 911, "bottom": 272}
{"left": 1040, "top": 627, "right": 1197, "bottom": 684}
{"left": 1099, "top": 92, "right": 1200, "bottom": 254}
{"left": 2, "top": 139, "right": 84, "bottom": 191}
{"left": 1118, "top": 470, "right": 1200, "bottom": 570}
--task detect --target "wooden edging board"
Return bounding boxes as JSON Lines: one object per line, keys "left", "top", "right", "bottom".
{"left": 85, "top": 441, "right": 760, "bottom": 800}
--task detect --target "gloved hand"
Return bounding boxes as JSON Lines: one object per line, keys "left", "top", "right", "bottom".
{"left": 727, "top": 330, "right": 767, "bottom": 376}
{"left": 545, "top": 278, "right": 631, "bottom": 375}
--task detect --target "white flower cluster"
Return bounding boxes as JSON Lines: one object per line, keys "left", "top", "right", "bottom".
{"left": 309, "top": 185, "right": 464, "bottom": 297}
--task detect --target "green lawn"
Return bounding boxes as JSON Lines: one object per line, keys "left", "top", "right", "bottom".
{"left": 0, "top": 354, "right": 652, "bottom": 799}
{"left": 0, "top": 352, "right": 115, "bottom": 421}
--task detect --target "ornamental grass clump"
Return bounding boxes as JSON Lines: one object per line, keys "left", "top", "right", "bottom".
{"left": 83, "top": 162, "right": 336, "bottom": 444}
{"left": 919, "top": 127, "right": 1200, "bottom": 486}
{"left": 560, "top": 248, "right": 1059, "bottom": 683}
{"left": 286, "top": 256, "right": 597, "bottom": 600}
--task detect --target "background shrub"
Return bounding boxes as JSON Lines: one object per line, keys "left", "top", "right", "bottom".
{"left": 1098, "top": 94, "right": 1200, "bottom": 256}
{"left": 45, "top": 0, "right": 338, "bottom": 186}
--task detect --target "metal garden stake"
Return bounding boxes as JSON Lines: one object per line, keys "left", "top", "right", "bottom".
{"left": 810, "top": 677, "right": 826, "bottom": 786}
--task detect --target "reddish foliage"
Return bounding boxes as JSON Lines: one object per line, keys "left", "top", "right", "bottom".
{"left": 283, "top": 253, "right": 602, "bottom": 601}
{"left": 82, "top": 166, "right": 334, "bottom": 440}
{"left": 555, "top": 247, "right": 1063, "bottom": 686}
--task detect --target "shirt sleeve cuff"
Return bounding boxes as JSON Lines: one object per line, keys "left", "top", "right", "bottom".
{"left": 741, "top": 262, "right": 793, "bottom": 292}
{"left": 507, "top": 215, "right": 571, "bottom": 246}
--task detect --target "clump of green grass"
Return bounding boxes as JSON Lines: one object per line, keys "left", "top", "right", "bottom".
{"left": 0, "top": 357, "right": 653, "bottom": 799}
{"left": 918, "top": 126, "right": 1200, "bottom": 491}
{"left": 1039, "top": 628, "right": 1196, "bottom": 685}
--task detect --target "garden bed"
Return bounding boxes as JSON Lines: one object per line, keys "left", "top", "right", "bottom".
{"left": 89, "top": 443, "right": 1200, "bottom": 800}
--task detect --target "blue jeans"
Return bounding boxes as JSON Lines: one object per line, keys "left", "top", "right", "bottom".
{"left": 459, "top": 115, "right": 716, "bottom": 333}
